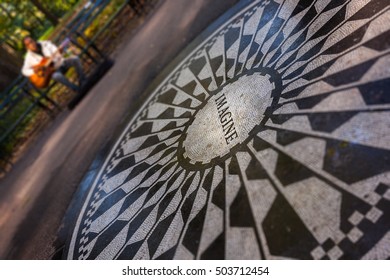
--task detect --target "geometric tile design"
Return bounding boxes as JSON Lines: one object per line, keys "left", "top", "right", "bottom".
{"left": 67, "top": 0, "right": 390, "bottom": 259}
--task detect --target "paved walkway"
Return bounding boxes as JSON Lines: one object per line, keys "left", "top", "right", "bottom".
{"left": 0, "top": 0, "right": 239, "bottom": 259}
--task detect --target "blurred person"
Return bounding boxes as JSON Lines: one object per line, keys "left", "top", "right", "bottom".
{"left": 22, "top": 36, "right": 85, "bottom": 91}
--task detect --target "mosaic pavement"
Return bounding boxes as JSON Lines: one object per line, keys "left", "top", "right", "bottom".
{"left": 66, "top": 0, "right": 390, "bottom": 259}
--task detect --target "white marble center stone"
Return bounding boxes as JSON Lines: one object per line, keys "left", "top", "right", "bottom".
{"left": 184, "top": 72, "right": 274, "bottom": 163}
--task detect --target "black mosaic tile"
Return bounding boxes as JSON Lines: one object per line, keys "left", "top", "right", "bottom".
{"left": 66, "top": 0, "right": 390, "bottom": 260}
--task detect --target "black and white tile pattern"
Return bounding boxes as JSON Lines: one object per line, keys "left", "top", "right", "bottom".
{"left": 67, "top": 0, "right": 390, "bottom": 259}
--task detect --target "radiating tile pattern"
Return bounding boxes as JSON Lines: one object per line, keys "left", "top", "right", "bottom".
{"left": 67, "top": 0, "right": 390, "bottom": 259}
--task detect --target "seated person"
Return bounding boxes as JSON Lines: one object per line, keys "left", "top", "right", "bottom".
{"left": 21, "top": 36, "right": 85, "bottom": 92}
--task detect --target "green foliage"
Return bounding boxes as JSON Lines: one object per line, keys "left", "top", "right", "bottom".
{"left": 84, "top": 0, "right": 126, "bottom": 39}
{"left": 39, "top": 26, "right": 54, "bottom": 40}
{"left": 45, "top": 0, "right": 79, "bottom": 17}
{"left": 0, "top": 0, "right": 79, "bottom": 52}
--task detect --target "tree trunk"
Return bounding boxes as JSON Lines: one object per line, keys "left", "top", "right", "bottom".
{"left": 30, "top": 0, "right": 59, "bottom": 26}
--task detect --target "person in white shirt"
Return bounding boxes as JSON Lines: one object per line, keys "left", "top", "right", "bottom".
{"left": 22, "top": 36, "right": 85, "bottom": 92}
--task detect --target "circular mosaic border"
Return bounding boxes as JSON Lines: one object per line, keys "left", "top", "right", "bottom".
{"left": 67, "top": 0, "right": 390, "bottom": 260}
